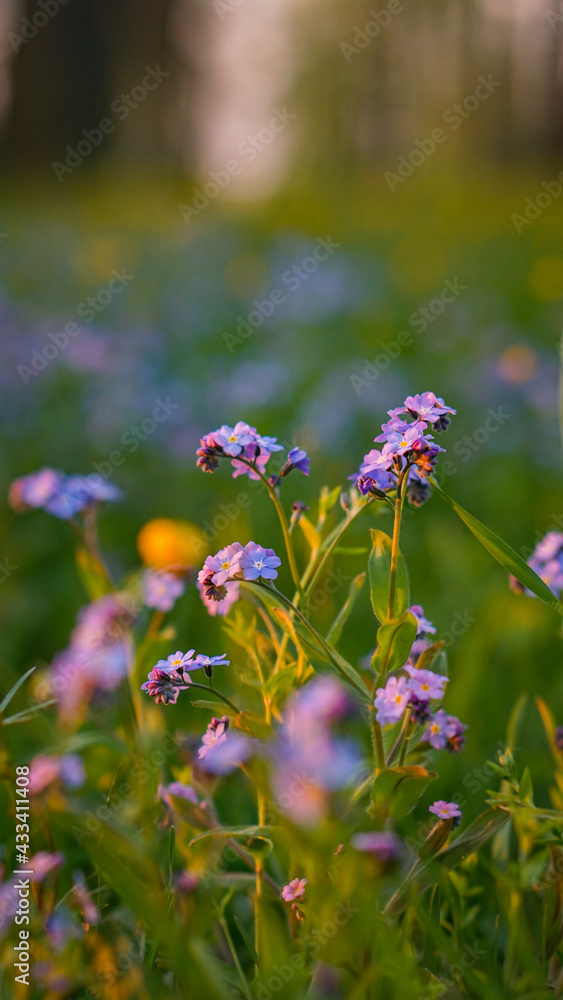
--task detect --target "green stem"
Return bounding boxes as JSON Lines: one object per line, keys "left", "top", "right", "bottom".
{"left": 398, "top": 709, "right": 413, "bottom": 766}
{"left": 255, "top": 789, "right": 267, "bottom": 973}
{"left": 217, "top": 911, "right": 253, "bottom": 1000}
{"left": 386, "top": 708, "right": 411, "bottom": 766}
{"left": 304, "top": 497, "right": 375, "bottom": 598}
{"left": 238, "top": 458, "right": 303, "bottom": 596}
{"left": 370, "top": 705, "right": 385, "bottom": 773}
{"left": 387, "top": 469, "right": 408, "bottom": 621}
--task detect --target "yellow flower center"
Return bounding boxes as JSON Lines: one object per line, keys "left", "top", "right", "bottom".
{"left": 229, "top": 435, "right": 237, "bottom": 442}
{"left": 395, "top": 695, "right": 402, "bottom": 703}
{"left": 422, "top": 684, "right": 430, "bottom": 691}
{"left": 222, "top": 561, "right": 230, "bottom": 569}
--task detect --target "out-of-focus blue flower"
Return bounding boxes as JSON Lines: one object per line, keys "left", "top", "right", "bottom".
{"left": 29, "top": 753, "right": 85, "bottom": 794}
{"left": 351, "top": 832, "right": 402, "bottom": 862}
{"left": 158, "top": 782, "right": 201, "bottom": 809}
{"left": 271, "top": 677, "right": 362, "bottom": 826}
{"left": 144, "top": 569, "right": 185, "bottom": 612}
{"left": 10, "top": 469, "right": 121, "bottom": 520}
{"left": 9, "top": 467, "right": 63, "bottom": 511}
{"left": 511, "top": 530, "right": 563, "bottom": 597}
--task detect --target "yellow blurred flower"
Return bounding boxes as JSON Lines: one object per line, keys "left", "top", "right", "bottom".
{"left": 137, "top": 518, "right": 207, "bottom": 569}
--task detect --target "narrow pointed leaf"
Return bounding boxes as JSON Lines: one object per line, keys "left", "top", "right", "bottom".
{"left": 432, "top": 483, "right": 563, "bottom": 616}
{"left": 326, "top": 572, "right": 366, "bottom": 645}
{"left": 0, "top": 666, "right": 36, "bottom": 713}
{"left": 189, "top": 825, "right": 273, "bottom": 847}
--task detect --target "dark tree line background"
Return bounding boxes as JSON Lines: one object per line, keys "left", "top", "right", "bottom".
{"left": 1, "top": 0, "right": 563, "bottom": 177}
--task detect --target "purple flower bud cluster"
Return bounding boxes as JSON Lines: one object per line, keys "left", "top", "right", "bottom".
{"left": 141, "top": 649, "right": 230, "bottom": 705}
{"left": 9, "top": 467, "right": 121, "bottom": 520}
{"left": 198, "top": 541, "right": 281, "bottom": 603}
{"left": 373, "top": 604, "right": 466, "bottom": 752}
{"left": 510, "top": 530, "right": 563, "bottom": 597}
{"left": 351, "top": 392, "right": 456, "bottom": 506}
{"left": 197, "top": 421, "right": 309, "bottom": 482}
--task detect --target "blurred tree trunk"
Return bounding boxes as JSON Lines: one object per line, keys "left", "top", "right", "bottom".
{"left": 0, "top": 0, "right": 200, "bottom": 170}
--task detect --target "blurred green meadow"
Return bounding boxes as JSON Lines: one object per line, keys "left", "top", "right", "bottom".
{"left": 2, "top": 164, "right": 562, "bottom": 810}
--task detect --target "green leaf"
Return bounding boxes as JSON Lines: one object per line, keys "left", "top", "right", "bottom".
{"left": 385, "top": 807, "right": 510, "bottom": 917}
{"left": 318, "top": 484, "right": 342, "bottom": 521}
{"left": 519, "top": 767, "right": 533, "bottom": 803}
{"left": 371, "top": 611, "right": 417, "bottom": 678}
{"left": 234, "top": 711, "right": 272, "bottom": 739}
{"left": 435, "top": 807, "right": 511, "bottom": 871}
{"left": 368, "top": 529, "right": 410, "bottom": 624}
{"left": 0, "top": 667, "right": 36, "bottom": 713}
{"left": 506, "top": 693, "right": 528, "bottom": 751}
{"left": 418, "top": 819, "right": 454, "bottom": 861}
{"left": 536, "top": 697, "right": 559, "bottom": 762}
{"left": 189, "top": 825, "right": 273, "bottom": 847}
{"left": 190, "top": 699, "right": 238, "bottom": 717}
{"left": 432, "top": 483, "right": 563, "bottom": 616}
{"left": 414, "top": 641, "right": 445, "bottom": 672}
{"left": 3, "top": 700, "right": 58, "bottom": 725}
{"left": 333, "top": 547, "right": 368, "bottom": 555}
{"left": 326, "top": 572, "right": 366, "bottom": 645}
{"left": 371, "top": 766, "right": 437, "bottom": 818}
{"left": 244, "top": 581, "right": 368, "bottom": 698}
{"left": 299, "top": 515, "right": 321, "bottom": 552}
{"left": 234, "top": 916, "right": 261, "bottom": 969}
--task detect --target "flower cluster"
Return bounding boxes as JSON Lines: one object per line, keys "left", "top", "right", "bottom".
{"left": 351, "top": 392, "right": 456, "bottom": 506}
{"left": 48, "top": 593, "right": 137, "bottom": 725}
{"left": 141, "top": 649, "right": 230, "bottom": 705}
{"left": 196, "top": 421, "right": 309, "bottom": 483}
{"left": 510, "top": 530, "right": 563, "bottom": 597}
{"left": 198, "top": 541, "right": 281, "bottom": 603}
{"left": 29, "top": 754, "right": 86, "bottom": 795}
{"left": 373, "top": 604, "right": 466, "bottom": 750}
{"left": 272, "top": 676, "right": 361, "bottom": 826}
{"left": 9, "top": 467, "right": 121, "bottom": 520}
